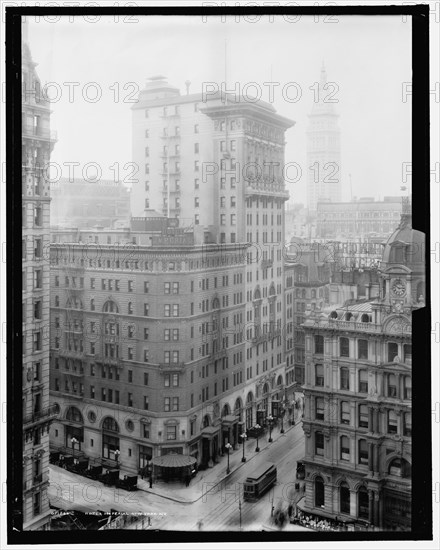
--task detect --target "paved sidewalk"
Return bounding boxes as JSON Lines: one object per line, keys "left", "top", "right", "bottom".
{"left": 137, "top": 419, "right": 302, "bottom": 504}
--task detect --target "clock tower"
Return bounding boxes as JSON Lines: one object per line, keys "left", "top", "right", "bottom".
{"left": 374, "top": 201, "right": 425, "bottom": 326}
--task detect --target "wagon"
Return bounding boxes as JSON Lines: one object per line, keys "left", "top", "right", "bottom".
{"left": 116, "top": 475, "right": 138, "bottom": 491}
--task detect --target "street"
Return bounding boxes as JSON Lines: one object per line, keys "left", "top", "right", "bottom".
{"left": 48, "top": 422, "right": 306, "bottom": 531}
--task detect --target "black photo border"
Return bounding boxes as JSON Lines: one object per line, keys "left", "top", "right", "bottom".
{"left": 5, "top": 2, "right": 432, "bottom": 545}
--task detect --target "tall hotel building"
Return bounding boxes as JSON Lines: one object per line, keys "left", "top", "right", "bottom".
{"left": 299, "top": 210, "right": 423, "bottom": 530}
{"left": 306, "top": 65, "right": 342, "bottom": 212}
{"left": 49, "top": 78, "right": 295, "bottom": 471}
{"left": 22, "top": 28, "right": 57, "bottom": 529}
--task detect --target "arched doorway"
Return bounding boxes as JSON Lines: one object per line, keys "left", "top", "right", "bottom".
{"left": 358, "top": 486, "right": 369, "bottom": 520}
{"left": 315, "top": 476, "right": 325, "bottom": 507}
{"left": 340, "top": 482, "right": 350, "bottom": 514}
{"left": 234, "top": 397, "right": 243, "bottom": 421}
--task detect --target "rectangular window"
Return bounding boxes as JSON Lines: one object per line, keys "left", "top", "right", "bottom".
{"left": 340, "top": 368, "right": 350, "bottom": 390}
{"left": 144, "top": 304, "right": 149, "bottom": 316}
{"left": 144, "top": 281, "right": 149, "bottom": 293}
{"left": 166, "top": 425, "right": 176, "bottom": 440}
{"left": 315, "top": 364, "right": 324, "bottom": 387}
{"left": 144, "top": 328, "right": 149, "bottom": 340}
{"left": 144, "top": 373, "right": 149, "bottom": 386}
{"left": 315, "top": 432, "right": 324, "bottom": 456}
{"left": 172, "top": 397, "right": 179, "bottom": 411}
{"left": 358, "top": 439, "right": 368, "bottom": 465}
{"left": 315, "top": 397, "right": 324, "bottom": 420}
{"left": 388, "top": 342, "right": 398, "bottom": 362}
{"left": 340, "top": 401, "right": 350, "bottom": 424}
{"left": 128, "top": 370, "right": 133, "bottom": 383}
{"left": 144, "top": 396, "right": 149, "bottom": 410}
{"left": 358, "top": 339, "right": 368, "bottom": 359}
{"left": 359, "top": 370, "right": 368, "bottom": 393}
{"left": 164, "top": 397, "right": 170, "bottom": 412}
{"left": 387, "top": 410, "right": 398, "bottom": 434}
{"left": 359, "top": 404, "right": 369, "bottom": 428}
{"left": 340, "top": 337, "right": 350, "bottom": 357}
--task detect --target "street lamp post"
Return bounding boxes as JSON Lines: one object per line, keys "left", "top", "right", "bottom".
{"left": 254, "top": 424, "right": 261, "bottom": 452}
{"left": 114, "top": 449, "right": 120, "bottom": 465}
{"left": 280, "top": 404, "right": 286, "bottom": 434}
{"left": 240, "top": 433, "right": 247, "bottom": 463}
{"left": 225, "top": 442, "right": 232, "bottom": 474}
{"left": 71, "top": 437, "right": 78, "bottom": 461}
{"left": 267, "top": 415, "right": 274, "bottom": 443}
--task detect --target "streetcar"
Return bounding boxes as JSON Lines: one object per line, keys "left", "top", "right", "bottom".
{"left": 243, "top": 462, "right": 277, "bottom": 501}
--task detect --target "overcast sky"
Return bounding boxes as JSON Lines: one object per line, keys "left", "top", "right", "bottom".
{"left": 27, "top": 14, "right": 412, "bottom": 205}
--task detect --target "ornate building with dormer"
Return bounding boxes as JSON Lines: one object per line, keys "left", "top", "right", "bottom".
{"left": 306, "top": 64, "right": 342, "bottom": 212}
{"left": 22, "top": 23, "right": 58, "bottom": 530}
{"left": 298, "top": 207, "right": 424, "bottom": 531}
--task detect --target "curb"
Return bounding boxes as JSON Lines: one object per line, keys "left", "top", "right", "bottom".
{"left": 138, "top": 420, "right": 302, "bottom": 505}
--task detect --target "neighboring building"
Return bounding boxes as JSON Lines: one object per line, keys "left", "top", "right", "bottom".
{"left": 316, "top": 196, "right": 404, "bottom": 240}
{"left": 285, "top": 239, "right": 333, "bottom": 386}
{"left": 299, "top": 211, "right": 424, "bottom": 531}
{"left": 50, "top": 177, "right": 130, "bottom": 229}
{"left": 22, "top": 27, "right": 58, "bottom": 530}
{"left": 306, "top": 64, "right": 341, "bottom": 212}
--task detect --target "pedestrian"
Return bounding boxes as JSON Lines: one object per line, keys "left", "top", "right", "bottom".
{"left": 288, "top": 504, "right": 293, "bottom": 518}
{"left": 185, "top": 474, "right": 190, "bottom": 487}
{"left": 149, "top": 474, "right": 153, "bottom": 488}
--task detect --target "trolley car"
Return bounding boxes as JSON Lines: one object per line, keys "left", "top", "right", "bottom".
{"left": 243, "top": 462, "right": 277, "bottom": 501}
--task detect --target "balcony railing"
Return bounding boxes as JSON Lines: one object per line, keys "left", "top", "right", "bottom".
{"left": 158, "top": 362, "right": 185, "bottom": 372}
{"left": 23, "top": 405, "right": 59, "bottom": 426}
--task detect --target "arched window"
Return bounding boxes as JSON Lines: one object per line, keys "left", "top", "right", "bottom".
{"left": 345, "top": 312, "right": 353, "bottom": 321}
{"left": 66, "top": 406, "right": 83, "bottom": 423}
{"left": 222, "top": 403, "right": 230, "bottom": 417}
{"left": 358, "top": 487, "right": 369, "bottom": 519}
{"left": 102, "top": 416, "right": 119, "bottom": 432}
{"left": 340, "top": 482, "right": 350, "bottom": 514}
{"left": 276, "top": 375, "right": 283, "bottom": 386}
{"left": 330, "top": 311, "right": 338, "bottom": 319}
{"left": 262, "top": 383, "right": 269, "bottom": 395}
{"left": 90, "top": 298, "right": 95, "bottom": 311}
{"left": 315, "top": 476, "right": 325, "bottom": 507}
{"left": 404, "top": 376, "right": 411, "bottom": 399}
{"left": 103, "top": 300, "right": 119, "bottom": 313}
{"left": 389, "top": 457, "right": 411, "bottom": 478}
{"left": 203, "top": 414, "right": 210, "bottom": 428}
{"left": 361, "top": 314, "right": 370, "bottom": 323}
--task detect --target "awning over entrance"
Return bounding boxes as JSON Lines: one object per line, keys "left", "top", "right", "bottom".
{"left": 221, "top": 415, "right": 238, "bottom": 426}
{"left": 201, "top": 425, "right": 220, "bottom": 438}
{"left": 151, "top": 453, "right": 196, "bottom": 469}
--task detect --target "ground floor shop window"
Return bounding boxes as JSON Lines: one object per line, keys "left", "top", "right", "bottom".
{"left": 102, "top": 434, "right": 119, "bottom": 460}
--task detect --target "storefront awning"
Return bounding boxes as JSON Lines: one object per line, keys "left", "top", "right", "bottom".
{"left": 151, "top": 453, "right": 196, "bottom": 469}
{"left": 221, "top": 414, "right": 238, "bottom": 426}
